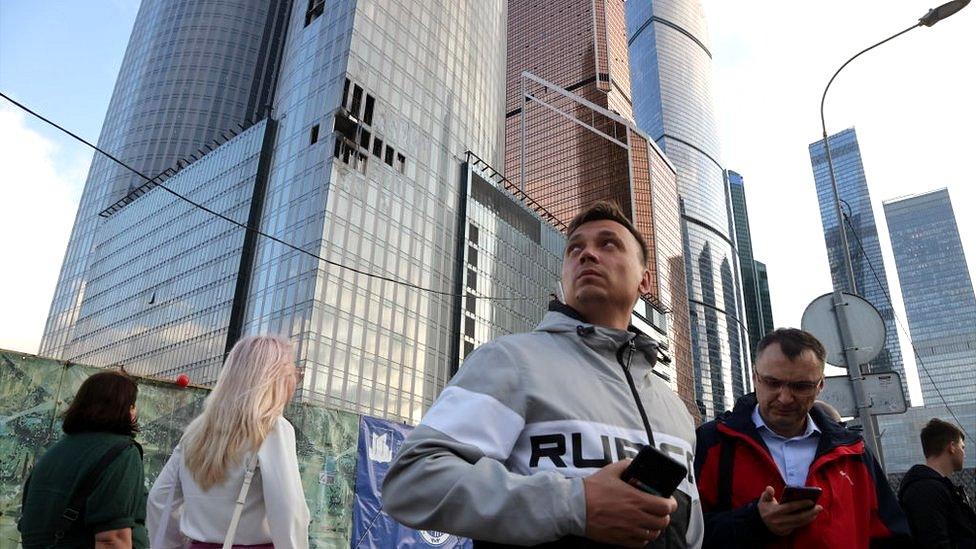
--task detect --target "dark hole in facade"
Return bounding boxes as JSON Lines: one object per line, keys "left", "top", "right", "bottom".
{"left": 305, "top": 0, "right": 324, "bottom": 26}
{"left": 363, "top": 95, "right": 375, "bottom": 125}
{"left": 351, "top": 85, "right": 363, "bottom": 118}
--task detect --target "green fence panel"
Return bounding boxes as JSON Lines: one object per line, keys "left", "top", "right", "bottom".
{"left": 0, "top": 350, "right": 358, "bottom": 548}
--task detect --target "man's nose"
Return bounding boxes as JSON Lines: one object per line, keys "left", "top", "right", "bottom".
{"left": 578, "top": 245, "right": 598, "bottom": 262}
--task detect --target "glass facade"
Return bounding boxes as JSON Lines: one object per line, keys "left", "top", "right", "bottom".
{"left": 626, "top": 0, "right": 750, "bottom": 419}
{"left": 727, "top": 170, "right": 771, "bottom": 360}
{"left": 755, "top": 261, "right": 774, "bottom": 337}
{"left": 40, "top": 0, "right": 509, "bottom": 425}
{"left": 61, "top": 121, "right": 273, "bottom": 384}
{"left": 883, "top": 189, "right": 976, "bottom": 407}
{"left": 877, "top": 402, "right": 976, "bottom": 474}
{"left": 808, "top": 128, "right": 908, "bottom": 400}
{"left": 503, "top": 1, "right": 697, "bottom": 414}
{"left": 41, "top": 0, "right": 290, "bottom": 358}
{"left": 239, "top": 0, "right": 508, "bottom": 423}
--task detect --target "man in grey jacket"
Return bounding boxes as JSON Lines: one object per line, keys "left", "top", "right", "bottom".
{"left": 383, "top": 201, "right": 703, "bottom": 548}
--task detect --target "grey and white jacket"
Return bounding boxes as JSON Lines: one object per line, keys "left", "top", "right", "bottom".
{"left": 383, "top": 303, "right": 704, "bottom": 547}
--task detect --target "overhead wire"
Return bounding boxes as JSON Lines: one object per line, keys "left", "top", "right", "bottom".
{"left": 842, "top": 211, "right": 969, "bottom": 438}
{"left": 0, "top": 92, "right": 543, "bottom": 303}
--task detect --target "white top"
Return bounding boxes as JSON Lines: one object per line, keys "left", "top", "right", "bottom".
{"left": 147, "top": 416, "right": 311, "bottom": 548}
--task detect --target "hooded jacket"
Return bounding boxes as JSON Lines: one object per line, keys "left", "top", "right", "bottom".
{"left": 897, "top": 463, "right": 976, "bottom": 549}
{"left": 383, "top": 303, "right": 703, "bottom": 547}
{"left": 694, "top": 393, "right": 911, "bottom": 549}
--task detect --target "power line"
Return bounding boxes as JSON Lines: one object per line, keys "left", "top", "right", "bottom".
{"left": 0, "top": 91, "right": 540, "bottom": 303}
{"left": 843, "top": 214, "right": 969, "bottom": 439}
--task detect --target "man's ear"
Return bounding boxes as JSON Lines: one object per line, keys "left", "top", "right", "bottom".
{"left": 638, "top": 268, "right": 653, "bottom": 295}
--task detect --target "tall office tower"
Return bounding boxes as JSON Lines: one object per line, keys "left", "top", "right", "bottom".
{"left": 727, "top": 170, "right": 771, "bottom": 360}
{"left": 625, "top": 0, "right": 750, "bottom": 418}
{"left": 504, "top": 0, "right": 697, "bottom": 415}
{"left": 809, "top": 128, "right": 908, "bottom": 399}
{"left": 755, "top": 261, "right": 774, "bottom": 336}
{"left": 41, "top": 0, "right": 508, "bottom": 424}
{"left": 883, "top": 189, "right": 976, "bottom": 407}
{"left": 40, "top": 0, "right": 291, "bottom": 359}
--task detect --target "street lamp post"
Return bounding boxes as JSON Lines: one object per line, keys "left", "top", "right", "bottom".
{"left": 818, "top": 0, "right": 969, "bottom": 470}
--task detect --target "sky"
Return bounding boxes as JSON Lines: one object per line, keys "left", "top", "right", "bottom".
{"left": 1, "top": 1, "right": 973, "bottom": 406}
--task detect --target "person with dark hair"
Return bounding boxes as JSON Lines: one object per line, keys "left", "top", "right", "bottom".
{"left": 693, "top": 328, "right": 911, "bottom": 548}
{"left": 384, "top": 200, "right": 702, "bottom": 547}
{"left": 898, "top": 418, "right": 975, "bottom": 548}
{"left": 19, "top": 370, "right": 147, "bottom": 548}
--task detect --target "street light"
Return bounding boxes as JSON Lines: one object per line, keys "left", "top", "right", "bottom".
{"left": 817, "top": 0, "right": 969, "bottom": 470}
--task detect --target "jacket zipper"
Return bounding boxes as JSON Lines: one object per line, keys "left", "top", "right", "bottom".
{"left": 618, "top": 337, "right": 656, "bottom": 448}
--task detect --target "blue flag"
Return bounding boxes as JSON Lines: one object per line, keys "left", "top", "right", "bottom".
{"left": 351, "top": 415, "right": 472, "bottom": 548}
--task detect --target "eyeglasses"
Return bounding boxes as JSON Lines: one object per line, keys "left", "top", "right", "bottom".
{"left": 755, "top": 374, "right": 821, "bottom": 396}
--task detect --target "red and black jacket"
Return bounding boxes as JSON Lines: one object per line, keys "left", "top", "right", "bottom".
{"left": 693, "top": 394, "right": 911, "bottom": 548}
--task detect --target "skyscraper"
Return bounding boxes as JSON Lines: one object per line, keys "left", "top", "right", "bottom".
{"left": 808, "top": 127, "right": 908, "bottom": 400}
{"left": 727, "top": 169, "right": 772, "bottom": 360}
{"left": 883, "top": 189, "right": 976, "bottom": 407}
{"left": 755, "top": 261, "right": 774, "bottom": 337}
{"left": 626, "top": 0, "right": 750, "bottom": 418}
{"left": 41, "top": 0, "right": 509, "bottom": 424}
{"left": 504, "top": 0, "right": 696, "bottom": 414}
{"left": 41, "top": 0, "right": 291, "bottom": 359}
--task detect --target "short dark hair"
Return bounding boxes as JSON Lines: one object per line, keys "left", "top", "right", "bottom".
{"left": 756, "top": 328, "right": 826, "bottom": 367}
{"left": 566, "top": 200, "right": 649, "bottom": 264}
{"left": 62, "top": 371, "right": 139, "bottom": 437}
{"left": 920, "top": 418, "right": 964, "bottom": 458}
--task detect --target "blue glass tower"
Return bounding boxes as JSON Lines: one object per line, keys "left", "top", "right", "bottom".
{"left": 626, "top": 0, "right": 750, "bottom": 418}
{"left": 808, "top": 128, "right": 908, "bottom": 400}
{"left": 883, "top": 189, "right": 976, "bottom": 407}
{"left": 727, "top": 170, "right": 772, "bottom": 359}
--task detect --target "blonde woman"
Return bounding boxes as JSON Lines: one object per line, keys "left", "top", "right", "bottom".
{"left": 147, "top": 335, "right": 310, "bottom": 548}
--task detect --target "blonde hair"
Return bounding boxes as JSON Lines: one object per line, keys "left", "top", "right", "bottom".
{"left": 182, "top": 335, "right": 296, "bottom": 489}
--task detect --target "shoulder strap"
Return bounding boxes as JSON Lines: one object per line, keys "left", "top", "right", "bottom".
{"left": 222, "top": 452, "right": 259, "bottom": 549}
{"left": 717, "top": 434, "right": 736, "bottom": 511}
{"left": 54, "top": 439, "right": 141, "bottom": 543}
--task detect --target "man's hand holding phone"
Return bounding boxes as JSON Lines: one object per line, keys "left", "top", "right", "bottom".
{"left": 583, "top": 459, "right": 677, "bottom": 548}
{"left": 757, "top": 485, "right": 824, "bottom": 536}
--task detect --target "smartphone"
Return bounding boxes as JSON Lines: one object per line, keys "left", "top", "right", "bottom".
{"left": 620, "top": 445, "right": 688, "bottom": 497}
{"left": 780, "top": 485, "right": 823, "bottom": 504}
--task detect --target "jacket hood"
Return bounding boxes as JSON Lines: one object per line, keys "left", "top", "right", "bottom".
{"left": 537, "top": 300, "right": 668, "bottom": 367}
{"left": 898, "top": 464, "right": 945, "bottom": 497}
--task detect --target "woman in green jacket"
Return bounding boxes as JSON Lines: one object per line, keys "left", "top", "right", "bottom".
{"left": 19, "top": 370, "right": 148, "bottom": 548}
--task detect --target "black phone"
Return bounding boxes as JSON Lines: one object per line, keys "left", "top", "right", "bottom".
{"left": 780, "top": 485, "right": 823, "bottom": 504}
{"left": 619, "top": 445, "right": 688, "bottom": 497}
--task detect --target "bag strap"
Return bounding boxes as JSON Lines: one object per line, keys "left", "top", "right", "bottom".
{"left": 717, "top": 434, "right": 736, "bottom": 511}
{"left": 54, "top": 439, "right": 142, "bottom": 543}
{"left": 223, "top": 452, "right": 259, "bottom": 549}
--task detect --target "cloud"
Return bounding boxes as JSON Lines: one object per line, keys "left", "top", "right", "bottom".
{"left": 0, "top": 104, "right": 90, "bottom": 353}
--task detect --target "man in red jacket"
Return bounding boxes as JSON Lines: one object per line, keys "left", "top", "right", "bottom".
{"left": 694, "top": 328, "right": 911, "bottom": 548}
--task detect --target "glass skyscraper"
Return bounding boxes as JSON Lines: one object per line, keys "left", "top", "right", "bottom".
{"left": 626, "top": 0, "right": 750, "bottom": 418}
{"left": 883, "top": 189, "right": 976, "bottom": 407}
{"left": 41, "top": 0, "right": 509, "bottom": 424}
{"left": 727, "top": 170, "right": 772, "bottom": 361}
{"left": 504, "top": 0, "right": 697, "bottom": 415}
{"left": 755, "top": 261, "right": 774, "bottom": 337}
{"left": 808, "top": 128, "right": 908, "bottom": 401}
{"left": 41, "top": 0, "right": 290, "bottom": 359}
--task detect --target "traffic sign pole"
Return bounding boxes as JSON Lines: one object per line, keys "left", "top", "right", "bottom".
{"left": 831, "top": 289, "right": 885, "bottom": 470}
